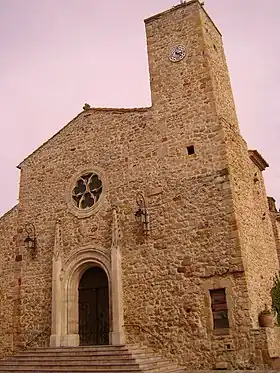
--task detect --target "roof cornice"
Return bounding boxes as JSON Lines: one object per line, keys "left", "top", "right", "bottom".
{"left": 248, "top": 149, "right": 269, "bottom": 171}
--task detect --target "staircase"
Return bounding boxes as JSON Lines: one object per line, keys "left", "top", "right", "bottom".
{"left": 0, "top": 344, "right": 186, "bottom": 373}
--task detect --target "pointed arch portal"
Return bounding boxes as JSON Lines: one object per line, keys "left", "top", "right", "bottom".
{"left": 50, "top": 246, "right": 124, "bottom": 347}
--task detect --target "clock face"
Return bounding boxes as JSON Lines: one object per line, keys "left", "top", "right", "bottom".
{"left": 169, "top": 45, "right": 186, "bottom": 62}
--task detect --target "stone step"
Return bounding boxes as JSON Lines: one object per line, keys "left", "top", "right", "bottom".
{"left": 11, "top": 347, "right": 156, "bottom": 354}
{"left": 5, "top": 356, "right": 164, "bottom": 364}
{"left": 0, "top": 344, "right": 186, "bottom": 373}
{"left": 12, "top": 351, "right": 135, "bottom": 358}
{"left": 0, "top": 363, "right": 140, "bottom": 369}
{"left": 13, "top": 351, "right": 163, "bottom": 360}
{"left": 18, "top": 347, "right": 152, "bottom": 357}
{"left": 0, "top": 359, "right": 172, "bottom": 367}
{"left": 0, "top": 367, "right": 142, "bottom": 373}
{"left": 0, "top": 366, "right": 185, "bottom": 373}
{"left": 15, "top": 350, "right": 155, "bottom": 357}
{"left": 0, "top": 361, "right": 157, "bottom": 367}
{"left": 26, "top": 345, "right": 128, "bottom": 353}
{"left": 10, "top": 353, "right": 162, "bottom": 362}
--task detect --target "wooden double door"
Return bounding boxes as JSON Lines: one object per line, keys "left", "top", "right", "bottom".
{"left": 78, "top": 267, "right": 109, "bottom": 345}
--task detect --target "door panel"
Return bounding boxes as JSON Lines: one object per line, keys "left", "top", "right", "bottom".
{"left": 78, "top": 267, "right": 109, "bottom": 345}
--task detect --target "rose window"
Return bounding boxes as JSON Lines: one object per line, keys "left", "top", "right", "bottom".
{"left": 72, "top": 173, "right": 102, "bottom": 209}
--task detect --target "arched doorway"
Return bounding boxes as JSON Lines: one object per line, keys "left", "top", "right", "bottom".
{"left": 50, "top": 245, "right": 124, "bottom": 347}
{"left": 78, "top": 266, "right": 109, "bottom": 345}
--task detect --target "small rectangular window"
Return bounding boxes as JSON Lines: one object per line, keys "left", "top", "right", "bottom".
{"left": 186, "top": 145, "right": 195, "bottom": 155}
{"left": 210, "top": 288, "right": 229, "bottom": 329}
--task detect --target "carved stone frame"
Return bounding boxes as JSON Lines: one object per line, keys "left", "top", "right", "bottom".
{"left": 50, "top": 245, "right": 124, "bottom": 347}
{"left": 203, "top": 277, "right": 235, "bottom": 336}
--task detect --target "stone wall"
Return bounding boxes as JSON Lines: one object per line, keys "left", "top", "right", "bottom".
{"left": 122, "top": 2, "right": 257, "bottom": 369}
{"left": 265, "top": 327, "right": 280, "bottom": 360}
{"left": 0, "top": 205, "right": 18, "bottom": 357}
{"left": 0, "top": 0, "right": 278, "bottom": 370}
{"left": 16, "top": 108, "right": 150, "bottom": 347}
{"left": 268, "top": 197, "right": 280, "bottom": 263}
{"left": 277, "top": 217, "right": 280, "bottom": 261}
{"left": 200, "top": 4, "right": 279, "bottom": 328}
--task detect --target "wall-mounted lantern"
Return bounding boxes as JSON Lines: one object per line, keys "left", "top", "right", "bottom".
{"left": 135, "top": 192, "right": 150, "bottom": 235}
{"left": 24, "top": 223, "right": 37, "bottom": 258}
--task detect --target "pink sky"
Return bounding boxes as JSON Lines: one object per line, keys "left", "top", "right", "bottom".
{"left": 0, "top": 0, "right": 279, "bottom": 216}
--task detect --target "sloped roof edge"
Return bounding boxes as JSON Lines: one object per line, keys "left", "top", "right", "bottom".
{"left": 0, "top": 204, "right": 18, "bottom": 221}
{"left": 17, "top": 106, "right": 150, "bottom": 169}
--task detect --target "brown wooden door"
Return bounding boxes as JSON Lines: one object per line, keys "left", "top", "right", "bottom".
{"left": 78, "top": 267, "right": 109, "bottom": 345}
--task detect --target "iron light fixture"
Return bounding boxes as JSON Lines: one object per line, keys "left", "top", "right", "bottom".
{"left": 135, "top": 192, "right": 150, "bottom": 235}
{"left": 24, "top": 223, "right": 37, "bottom": 258}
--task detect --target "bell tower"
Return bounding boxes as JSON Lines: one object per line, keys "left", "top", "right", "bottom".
{"left": 144, "top": 0, "right": 279, "bottom": 330}
{"left": 145, "top": 1, "right": 209, "bottom": 111}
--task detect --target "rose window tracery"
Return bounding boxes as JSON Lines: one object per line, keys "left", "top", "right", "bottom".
{"left": 72, "top": 173, "right": 102, "bottom": 209}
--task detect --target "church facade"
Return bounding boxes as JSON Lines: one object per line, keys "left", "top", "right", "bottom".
{"left": 1, "top": 0, "right": 280, "bottom": 369}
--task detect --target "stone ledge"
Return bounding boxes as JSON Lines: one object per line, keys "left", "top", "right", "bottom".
{"left": 86, "top": 107, "right": 150, "bottom": 112}
{"left": 248, "top": 149, "right": 269, "bottom": 171}
{"left": 267, "top": 197, "right": 277, "bottom": 212}
{"left": 0, "top": 204, "right": 18, "bottom": 221}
